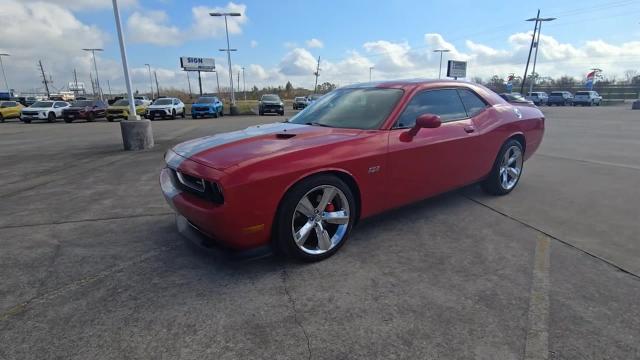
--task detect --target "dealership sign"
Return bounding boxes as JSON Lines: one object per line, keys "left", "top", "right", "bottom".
{"left": 446, "top": 60, "right": 467, "bottom": 79}
{"left": 180, "top": 57, "right": 216, "bottom": 72}
{"left": 68, "top": 82, "right": 85, "bottom": 91}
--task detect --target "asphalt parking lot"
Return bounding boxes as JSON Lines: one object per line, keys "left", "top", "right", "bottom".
{"left": 1, "top": 105, "right": 639, "bottom": 359}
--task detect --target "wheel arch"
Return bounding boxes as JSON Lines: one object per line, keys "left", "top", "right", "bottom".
{"left": 507, "top": 133, "right": 526, "bottom": 154}
{"left": 274, "top": 169, "right": 363, "bottom": 231}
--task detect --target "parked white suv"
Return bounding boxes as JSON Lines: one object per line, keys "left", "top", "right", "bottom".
{"left": 20, "top": 100, "right": 70, "bottom": 123}
{"left": 146, "top": 97, "right": 185, "bottom": 120}
{"left": 134, "top": 96, "right": 152, "bottom": 106}
{"left": 526, "top": 91, "right": 548, "bottom": 106}
{"left": 573, "top": 91, "right": 602, "bottom": 106}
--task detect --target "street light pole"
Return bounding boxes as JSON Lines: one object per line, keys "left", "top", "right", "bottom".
{"left": 528, "top": 16, "right": 556, "bottom": 96}
{"left": 83, "top": 48, "right": 104, "bottom": 101}
{"left": 242, "top": 66, "right": 246, "bottom": 100}
{"left": 433, "top": 49, "right": 450, "bottom": 79}
{"left": 144, "top": 63, "right": 154, "bottom": 99}
{"left": 111, "top": 0, "right": 153, "bottom": 150}
{"left": 210, "top": 12, "right": 242, "bottom": 114}
{"left": 0, "top": 53, "right": 10, "bottom": 90}
{"left": 369, "top": 66, "right": 374, "bottom": 82}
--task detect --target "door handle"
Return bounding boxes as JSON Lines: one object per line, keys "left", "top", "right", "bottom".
{"left": 464, "top": 125, "right": 476, "bottom": 133}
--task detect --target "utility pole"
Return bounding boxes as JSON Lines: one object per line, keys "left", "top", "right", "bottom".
{"left": 89, "top": 72, "right": 95, "bottom": 96}
{"left": 154, "top": 70, "right": 160, "bottom": 98}
{"left": 433, "top": 49, "right": 450, "bottom": 79}
{"left": 215, "top": 70, "right": 221, "bottom": 96}
{"left": 83, "top": 48, "right": 104, "bottom": 101}
{"left": 186, "top": 71, "right": 193, "bottom": 98}
{"left": 197, "top": 70, "right": 202, "bottom": 96}
{"left": 107, "top": 80, "right": 112, "bottom": 98}
{"left": 0, "top": 53, "right": 10, "bottom": 91}
{"left": 313, "top": 56, "right": 321, "bottom": 94}
{"left": 528, "top": 15, "right": 556, "bottom": 96}
{"left": 144, "top": 64, "right": 154, "bottom": 99}
{"left": 242, "top": 66, "right": 246, "bottom": 100}
{"left": 210, "top": 12, "right": 242, "bottom": 114}
{"left": 521, "top": 9, "right": 540, "bottom": 94}
{"left": 237, "top": 71, "right": 240, "bottom": 97}
{"left": 73, "top": 68, "right": 79, "bottom": 97}
{"left": 369, "top": 66, "right": 374, "bottom": 82}
{"left": 38, "top": 60, "right": 50, "bottom": 98}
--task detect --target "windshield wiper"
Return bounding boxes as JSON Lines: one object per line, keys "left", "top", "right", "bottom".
{"left": 306, "top": 122, "right": 332, "bottom": 127}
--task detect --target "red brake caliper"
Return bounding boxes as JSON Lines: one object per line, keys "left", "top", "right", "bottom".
{"left": 325, "top": 203, "right": 335, "bottom": 212}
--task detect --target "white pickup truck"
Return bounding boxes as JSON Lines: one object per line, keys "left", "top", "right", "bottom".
{"left": 20, "top": 100, "right": 70, "bottom": 123}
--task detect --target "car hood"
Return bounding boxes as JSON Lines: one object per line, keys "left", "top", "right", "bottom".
{"left": 261, "top": 101, "right": 282, "bottom": 105}
{"left": 148, "top": 105, "right": 172, "bottom": 109}
{"left": 170, "top": 122, "right": 362, "bottom": 171}
{"left": 24, "top": 107, "right": 52, "bottom": 111}
{"left": 65, "top": 106, "right": 91, "bottom": 111}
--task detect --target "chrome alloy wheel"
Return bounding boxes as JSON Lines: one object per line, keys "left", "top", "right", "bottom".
{"left": 499, "top": 145, "right": 523, "bottom": 190}
{"left": 291, "top": 185, "right": 350, "bottom": 255}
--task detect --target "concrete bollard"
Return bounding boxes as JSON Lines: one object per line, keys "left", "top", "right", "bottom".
{"left": 632, "top": 100, "right": 640, "bottom": 110}
{"left": 120, "top": 119, "right": 154, "bottom": 150}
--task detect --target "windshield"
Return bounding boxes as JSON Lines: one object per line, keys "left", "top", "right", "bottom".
{"left": 309, "top": 94, "right": 322, "bottom": 100}
{"left": 262, "top": 95, "right": 280, "bottom": 102}
{"left": 32, "top": 101, "right": 54, "bottom": 108}
{"left": 295, "top": 97, "right": 306, "bottom": 101}
{"left": 153, "top": 99, "right": 173, "bottom": 105}
{"left": 195, "top": 97, "right": 217, "bottom": 104}
{"left": 576, "top": 91, "right": 589, "bottom": 95}
{"left": 550, "top": 92, "right": 564, "bottom": 96}
{"left": 113, "top": 100, "right": 129, "bottom": 106}
{"left": 289, "top": 88, "right": 403, "bottom": 130}
{"left": 71, "top": 100, "right": 94, "bottom": 107}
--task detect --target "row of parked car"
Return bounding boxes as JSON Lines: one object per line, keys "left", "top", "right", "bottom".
{"left": 521, "top": 90, "right": 603, "bottom": 106}
{"left": 0, "top": 95, "right": 226, "bottom": 123}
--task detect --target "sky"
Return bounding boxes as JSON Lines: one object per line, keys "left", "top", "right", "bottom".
{"left": 1, "top": 0, "right": 639, "bottom": 95}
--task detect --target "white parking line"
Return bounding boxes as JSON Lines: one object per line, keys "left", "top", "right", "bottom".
{"left": 524, "top": 235, "right": 551, "bottom": 360}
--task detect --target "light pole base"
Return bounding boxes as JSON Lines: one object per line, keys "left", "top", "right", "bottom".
{"left": 632, "top": 100, "right": 640, "bottom": 110}
{"left": 229, "top": 105, "right": 240, "bottom": 116}
{"left": 120, "top": 119, "right": 154, "bottom": 151}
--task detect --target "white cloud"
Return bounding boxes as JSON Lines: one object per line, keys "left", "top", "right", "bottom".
{"left": 127, "top": 11, "right": 181, "bottom": 46}
{"left": 250, "top": 40, "right": 258, "bottom": 48}
{"left": 21, "top": 0, "right": 138, "bottom": 11}
{"left": 283, "top": 42, "right": 298, "bottom": 49}
{"left": 190, "top": 2, "right": 248, "bottom": 38}
{"left": 363, "top": 40, "right": 414, "bottom": 71}
{"left": 305, "top": 38, "right": 324, "bottom": 49}
{"left": 278, "top": 48, "right": 318, "bottom": 76}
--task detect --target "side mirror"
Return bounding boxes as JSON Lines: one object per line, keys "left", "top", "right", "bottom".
{"left": 401, "top": 113, "right": 441, "bottom": 141}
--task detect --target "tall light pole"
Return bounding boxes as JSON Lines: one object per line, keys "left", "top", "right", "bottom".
{"left": 528, "top": 16, "right": 556, "bottom": 96}
{"left": 0, "top": 53, "right": 10, "bottom": 90}
{"left": 433, "top": 49, "right": 450, "bottom": 79}
{"left": 369, "top": 66, "right": 374, "bottom": 82}
{"left": 111, "top": 0, "right": 153, "bottom": 150}
{"left": 242, "top": 66, "right": 246, "bottom": 100}
{"left": 210, "top": 12, "right": 241, "bottom": 114}
{"left": 144, "top": 63, "right": 154, "bottom": 99}
{"left": 83, "top": 48, "right": 104, "bottom": 101}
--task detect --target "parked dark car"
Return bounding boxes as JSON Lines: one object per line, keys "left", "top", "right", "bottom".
{"left": 547, "top": 91, "right": 573, "bottom": 106}
{"left": 499, "top": 93, "right": 535, "bottom": 106}
{"left": 62, "top": 99, "right": 108, "bottom": 122}
{"left": 259, "top": 94, "right": 284, "bottom": 116}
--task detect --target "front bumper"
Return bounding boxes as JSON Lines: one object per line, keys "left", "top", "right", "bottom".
{"left": 160, "top": 164, "right": 271, "bottom": 250}
{"left": 192, "top": 107, "right": 216, "bottom": 115}
{"left": 21, "top": 112, "right": 46, "bottom": 120}
{"left": 147, "top": 109, "right": 172, "bottom": 117}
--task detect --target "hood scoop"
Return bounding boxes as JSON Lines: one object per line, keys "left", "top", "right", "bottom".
{"left": 275, "top": 133, "right": 296, "bottom": 139}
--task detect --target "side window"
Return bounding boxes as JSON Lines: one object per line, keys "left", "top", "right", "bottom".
{"left": 395, "top": 89, "right": 467, "bottom": 128}
{"left": 6, "top": 101, "right": 16, "bottom": 107}
{"left": 457, "top": 89, "right": 487, "bottom": 117}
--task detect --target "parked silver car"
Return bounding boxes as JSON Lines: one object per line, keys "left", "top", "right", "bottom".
{"left": 573, "top": 91, "right": 602, "bottom": 106}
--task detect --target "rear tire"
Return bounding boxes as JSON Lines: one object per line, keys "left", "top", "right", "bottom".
{"left": 274, "top": 174, "right": 356, "bottom": 262}
{"left": 107, "top": 117, "right": 114, "bottom": 122}
{"left": 481, "top": 139, "right": 524, "bottom": 196}
{"left": 22, "top": 119, "right": 31, "bottom": 124}
{"left": 64, "top": 118, "right": 73, "bottom": 123}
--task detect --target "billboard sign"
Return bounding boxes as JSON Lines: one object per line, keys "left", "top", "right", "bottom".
{"left": 180, "top": 57, "right": 216, "bottom": 72}
{"left": 446, "top": 60, "right": 467, "bottom": 79}
{"left": 68, "top": 82, "right": 85, "bottom": 91}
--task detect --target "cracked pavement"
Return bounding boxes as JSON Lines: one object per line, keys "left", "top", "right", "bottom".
{"left": 1, "top": 106, "right": 639, "bottom": 359}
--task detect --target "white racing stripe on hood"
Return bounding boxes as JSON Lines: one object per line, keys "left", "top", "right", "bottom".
{"left": 172, "top": 122, "right": 307, "bottom": 161}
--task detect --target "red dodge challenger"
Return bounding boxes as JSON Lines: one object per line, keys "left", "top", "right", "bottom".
{"left": 160, "top": 79, "right": 544, "bottom": 261}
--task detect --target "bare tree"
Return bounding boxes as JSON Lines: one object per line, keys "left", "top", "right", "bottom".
{"left": 624, "top": 70, "right": 638, "bottom": 84}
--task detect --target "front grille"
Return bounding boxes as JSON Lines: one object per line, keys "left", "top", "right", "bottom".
{"left": 192, "top": 107, "right": 210, "bottom": 112}
{"left": 171, "top": 169, "right": 224, "bottom": 204}
{"left": 22, "top": 111, "right": 39, "bottom": 116}
{"left": 108, "top": 109, "right": 123, "bottom": 114}
{"left": 149, "top": 110, "right": 168, "bottom": 116}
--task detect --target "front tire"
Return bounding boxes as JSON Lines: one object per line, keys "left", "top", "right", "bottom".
{"left": 0, "top": 114, "right": 4, "bottom": 123}
{"left": 275, "top": 174, "right": 356, "bottom": 262}
{"left": 481, "top": 139, "right": 524, "bottom": 196}
{"left": 181, "top": 109, "right": 185, "bottom": 118}
{"left": 87, "top": 112, "right": 95, "bottom": 122}
{"left": 171, "top": 109, "right": 176, "bottom": 119}
{"left": 47, "top": 112, "right": 56, "bottom": 123}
